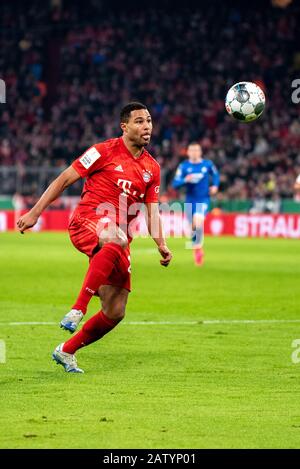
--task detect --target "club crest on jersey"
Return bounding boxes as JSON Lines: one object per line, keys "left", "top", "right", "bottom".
{"left": 142, "top": 170, "right": 152, "bottom": 183}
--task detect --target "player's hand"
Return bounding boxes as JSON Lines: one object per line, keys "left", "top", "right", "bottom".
{"left": 210, "top": 185, "right": 218, "bottom": 195}
{"left": 158, "top": 244, "right": 172, "bottom": 267}
{"left": 17, "top": 210, "right": 39, "bottom": 234}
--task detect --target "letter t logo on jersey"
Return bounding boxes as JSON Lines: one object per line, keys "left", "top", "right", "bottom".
{"left": 117, "top": 179, "right": 132, "bottom": 196}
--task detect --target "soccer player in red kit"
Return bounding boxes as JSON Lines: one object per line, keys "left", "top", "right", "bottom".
{"left": 17, "top": 102, "right": 172, "bottom": 373}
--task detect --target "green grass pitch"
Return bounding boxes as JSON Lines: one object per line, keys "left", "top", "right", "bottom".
{"left": 0, "top": 232, "right": 300, "bottom": 449}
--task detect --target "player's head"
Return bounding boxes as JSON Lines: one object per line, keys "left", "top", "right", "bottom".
{"left": 187, "top": 142, "right": 202, "bottom": 163}
{"left": 120, "top": 102, "right": 152, "bottom": 147}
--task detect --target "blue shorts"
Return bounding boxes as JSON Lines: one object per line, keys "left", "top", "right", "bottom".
{"left": 185, "top": 199, "right": 210, "bottom": 224}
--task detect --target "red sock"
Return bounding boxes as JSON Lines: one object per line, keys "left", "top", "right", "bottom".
{"left": 72, "top": 243, "right": 124, "bottom": 314}
{"left": 62, "top": 310, "right": 120, "bottom": 354}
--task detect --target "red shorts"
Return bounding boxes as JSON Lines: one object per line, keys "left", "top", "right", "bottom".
{"left": 68, "top": 212, "right": 131, "bottom": 292}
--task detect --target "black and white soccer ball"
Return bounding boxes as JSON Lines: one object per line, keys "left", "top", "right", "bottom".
{"left": 225, "top": 81, "right": 265, "bottom": 122}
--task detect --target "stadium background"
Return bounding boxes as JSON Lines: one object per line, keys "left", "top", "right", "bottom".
{"left": 0, "top": 0, "right": 300, "bottom": 233}
{"left": 1, "top": 0, "right": 300, "bottom": 451}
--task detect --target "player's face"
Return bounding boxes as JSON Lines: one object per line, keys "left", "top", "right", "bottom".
{"left": 122, "top": 109, "right": 153, "bottom": 147}
{"left": 187, "top": 144, "right": 202, "bottom": 162}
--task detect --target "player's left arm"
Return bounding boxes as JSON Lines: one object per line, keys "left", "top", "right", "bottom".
{"left": 144, "top": 164, "right": 172, "bottom": 267}
{"left": 145, "top": 202, "right": 172, "bottom": 267}
{"left": 209, "top": 161, "right": 220, "bottom": 196}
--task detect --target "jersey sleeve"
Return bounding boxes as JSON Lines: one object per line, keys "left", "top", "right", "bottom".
{"left": 72, "top": 143, "right": 106, "bottom": 178}
{"left": 144, "top": 164, "right": 161, "bottom": 203}
{"left": 209, "top": 161, "right": 220, "bottom": 187}
{"left": 172, "top": 163, "right": 186, "bottom": 189}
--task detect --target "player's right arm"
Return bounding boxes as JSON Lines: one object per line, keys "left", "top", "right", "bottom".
{"left": 209, "top": 160, "right": 220, "bottom": 195}
{"left": 17, "top": 166, "right": 80, "bottom": 233}
{"left": 172, "top": 163, "right": 186, "bottom": 189}
{"left": 18, "top": 143, "right": 105, "bottom": 233}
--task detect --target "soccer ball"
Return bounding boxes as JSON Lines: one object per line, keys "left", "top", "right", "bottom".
{"left": 225, "top": 81, "right": 265, "bottom": 122}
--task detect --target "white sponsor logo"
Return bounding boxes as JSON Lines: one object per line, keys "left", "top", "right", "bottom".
{"left": 189, "top": 173, "right": 203, "bottom": 183}
{"left": 0, "top": 212, "right": 7, "bottom": 231}
{"left": 32, "top": 216, "right": 43, "bottom": 232}
{"left": 210, "top": 218, "right": 224, "bottom": 236}
{"left": 80, "top": 147, "right": 101, "bottom": 169}
{"left": 117, "top": 179, "right": 132, "bottom": 195}
{"left": 235, "top": 215, "right": 300, "bottom": 238}
{"left": 114, "top": 164, "right": 124, "bottom": 172}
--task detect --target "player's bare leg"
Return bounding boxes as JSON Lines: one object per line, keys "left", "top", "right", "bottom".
{"left": 53, "top": 286, "right": 128, "bottom": 373}
{"left": 192, "top": 213, "right": 204, "bottom": 266}
{"left": 98, "top": 285, "right": 129, "bottom": 321}
{"left": 60, "top": 223, "right": 128, "bottom": 333}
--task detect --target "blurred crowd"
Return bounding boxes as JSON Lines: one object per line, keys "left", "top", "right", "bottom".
{"left": 1, "top": 0, "right": 300, "bottom": 204}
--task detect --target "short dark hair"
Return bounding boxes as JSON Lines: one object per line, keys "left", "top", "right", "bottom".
{"left": 120, "top": 102, "right": 148, "bottom": 123}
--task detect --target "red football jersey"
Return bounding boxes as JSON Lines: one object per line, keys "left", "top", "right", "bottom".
{"left": 72, "top": 137, "right": 160, "bottom": 230}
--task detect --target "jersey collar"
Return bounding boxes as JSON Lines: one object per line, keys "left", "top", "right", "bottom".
{"left": 119, "top": 137, "right": 146, "bottom": 161}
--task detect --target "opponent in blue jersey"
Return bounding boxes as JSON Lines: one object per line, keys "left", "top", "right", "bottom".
{"left": 172, "top": 142, "right": 220, "bottom": 265}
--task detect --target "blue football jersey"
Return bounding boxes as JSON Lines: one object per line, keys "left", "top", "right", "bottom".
{"left": 172, "top": 159, "right": 220, "bottom": 201}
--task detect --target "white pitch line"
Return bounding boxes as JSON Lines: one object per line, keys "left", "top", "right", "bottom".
{"left": 126, "top": 319, "right": 300, "bottom": 325}
{"left": 202, "top": 319, "right": 300, "bottom": 325}
{"left": 125, "top": 321, "right": 199, "bottom": 325}
{"left": 0, "top": 319, "right": 300, "bottom": 326}
{"left": 0, "top": 322, "right": 57, "bottom": 326}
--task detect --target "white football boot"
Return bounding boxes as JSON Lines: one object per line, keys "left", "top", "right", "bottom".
{"left": 60, "top": 309, "right": 83, "bottom": 333}
{"left": 52, "top": 343, "right": 84, "bottom": 373}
